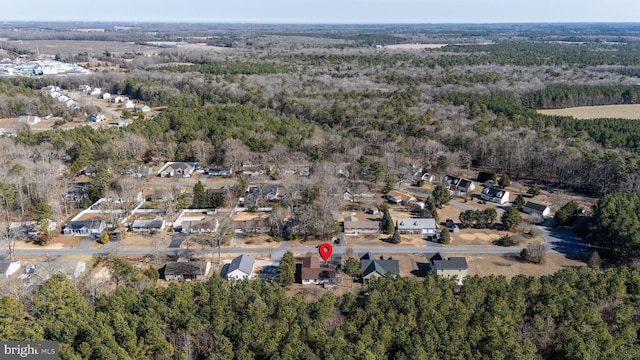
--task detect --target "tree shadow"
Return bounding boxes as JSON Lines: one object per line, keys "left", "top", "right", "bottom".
{"left": 411, "top": 262, "right": 430, "bottom": 277}
{"left": 546, "top": 227, "right": 590, "bottom": 261}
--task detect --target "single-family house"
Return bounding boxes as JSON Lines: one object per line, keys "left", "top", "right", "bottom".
{"left": 87, "top": 113, "right": 106, "bottom": 123}
{"left": 183, "top": 219, "right": 220, "bottom": 234}
{"left": 79, "top": 85, "right": 91, "bottom": 92}
{"left": 65, "top": 99, "right": 79, "bottom": 109}
{"left": 396, "top": 218, "right": 437, "bottom": 235}
{"left": 122, "top": 100, "right": 135, "bottom": 109}
{"left": 428, "top": 252, "right": 468, "bottom": 280}
{"left": 31, "top": 260, "right": 86, "bottom": 282}
{"left": 226, "top": 254, "right": 255, "bottom": 280}
{"left": 63, "top": 220, "right": 106, "bottom": 236}
{"left": 344, "top": 189, "right": 376, "bottom": 203}
{"left": 343, "top": 215, "right": 379, "bottom": 234}
{"left": 480, "top": 186, "right": 510, "bottom": 204}
{"left": 244, "top": 184, "right": 281, "bottom": 208}
{"left": 41, "top": 85, "right": 60, "bottom": 93}
{"left": 443, "top": 175, "right": 476, "bottom": 193}
{"left": 523, "top": 201, "right": 551, "bottom": 218}
{"left": 164, "top": 261, "right": 211, "bottom": 281}
{"left": 109, "top": 95, "right": 127, "bottom": 103}
{"left": 157, "top": 162, "right": 195, "bottom": 178}
{"left": 18, "top": 116, "right": 41, "bottom": 125}
{"left": 134, "top": 104, "right": 151, "bottom": 112}
{"left": 0, "top": 260, "right": 21, "bottom": 278}
{"left": 233, "top": 218, "right": 270, "bottom": 234}
{"left": 131, "top": 217, "right": 166, "bottom": 232}
{"left": 386, "top": 190, "right": 416, "bottom": 205}
{"left": 100, "top": 92, "right": 111, "bottom": 100}
{"left": 89, "top": 88, "right": 101, "bottom": 95}
{"left": 239, "top": 164, "right": 270, "bottom": 176}
{"left": 207, "top": 167, "right": 233, "bottom": 177}
{"left": 9, "top": 220, "right": 57, "bottom": 238}
{"left": 300, "top": 256, "right": 336, "bottom": 285}
{"left": 360, "top": 253, "right": 400, "bottom": 281}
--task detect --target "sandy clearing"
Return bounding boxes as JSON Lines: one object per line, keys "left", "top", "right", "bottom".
{"left": 538, "top": 104, "right": 640, "bottom": 120}
{"left": 384, "top": 44, "right": 448, "bottom": 50}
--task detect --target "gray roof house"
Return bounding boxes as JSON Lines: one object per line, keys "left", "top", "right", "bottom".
{"left": 164, "top": 261, "right": 211, "bottom": 281}
{"left": 157, "top": 162, "right": 195, "bottom": 178}
{"left": 428, "top": 252, "right": 468, "bottom": 280}
{"left": 225, "top": 254, "right": 256, "bottom": 280}
{"left": 480, "top": 186, "right": 510, "bottom": 204}
{"left": 131, "top": 217, "right": 166, "bottom": 232}
{"left": 63, "top": 220, "right": 106, "bottom": 236}
{"left": 343, "top": 215, "right": 379, "bottom": 234}
{"left": 244, "top": 184, "right": 281, "bottom": 208}
{"left": 443, "top": 175, "right": 476, "bottom": 193}
{"left": 522, "top": 201, "right": 551, "bottom": 217}
{"left": 396, "top": 218, "right": 437, "bottom": 235}
{"left": 0, "top": 260, "right": 21, "bottom": 278}
{"left": 360, "top": 253, "right": 400, "bottom": 281}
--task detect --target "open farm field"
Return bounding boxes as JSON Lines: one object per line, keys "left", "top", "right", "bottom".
{"left": 8, "top": 40, "right": 157, "bottom": 56}
{"left": 538, "top": 104, "right": 640, "bottom": 119}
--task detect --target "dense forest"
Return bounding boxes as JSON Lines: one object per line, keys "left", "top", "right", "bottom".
{"left": 3, "top": 265, "right": 640, "bottom": 359}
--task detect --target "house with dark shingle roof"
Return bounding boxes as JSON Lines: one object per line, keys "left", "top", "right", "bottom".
{"left": 164, "top": 261, "right": 211, "bottom": 281}
{"left": 480, "top": 186, "right": 510, "bottom": 204}
{"left": 360, "top": 253, "right": 400, "bottom": 281}
{"left": 131, "top": 217, "right": 166, "bottom": 232}
{"left": 443, "top": 175, "right": 476, "bottom": 193}
{"left": 63, "top": 220, "right": 106, "bottom": 236}
{"left": 522, "top": 201, "right": 551, "bottom": 218}
{"left": 427, "top": 252, "right": 468, "bottom": 280}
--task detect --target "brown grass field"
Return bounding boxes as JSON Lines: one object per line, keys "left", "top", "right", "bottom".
{"left": 537, "top": 104, "right": 640, "bottom": 119}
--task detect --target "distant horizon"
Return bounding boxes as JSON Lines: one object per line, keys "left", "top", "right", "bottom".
{"left": 3, "top": 0, "right": 639, "bottom": 24}
{"left": 3, "top": 20, "right": 640, "bottom": 26}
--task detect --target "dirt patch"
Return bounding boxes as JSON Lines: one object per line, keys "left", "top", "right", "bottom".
{"left": 233, "top": 212, "right": 268, "bottom": 221}
{"left": 384, "top": 44, "right": 448, "bottom": 50}
{"left": 538, "top": 104, "right": 640, "bottom": 120}
{"left": 465, "top": 253, "right": 585, "bottom": 279}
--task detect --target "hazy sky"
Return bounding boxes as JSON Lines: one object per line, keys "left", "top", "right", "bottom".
{"left": 2, "top": 0, "right": 640, "bottom": 23}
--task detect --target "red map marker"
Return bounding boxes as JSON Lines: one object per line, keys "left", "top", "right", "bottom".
{"left": 319, "top": 243, "right": 333, "bottom": 261}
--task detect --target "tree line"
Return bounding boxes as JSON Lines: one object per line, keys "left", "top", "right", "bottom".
{"left": 3, "top": 264, "right": 640, "bottom": 359}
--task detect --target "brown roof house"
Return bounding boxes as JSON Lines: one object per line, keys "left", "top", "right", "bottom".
{"left": 300, "top": 256, "right": 336, "bottom": 285}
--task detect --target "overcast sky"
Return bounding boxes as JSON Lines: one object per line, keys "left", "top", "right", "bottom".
{"left": 2, "top": 0, "right": 640, "bottom": 23}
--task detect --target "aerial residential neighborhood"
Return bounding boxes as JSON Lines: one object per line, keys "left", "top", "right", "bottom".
{"left": 0, "top": 19, "right": 638, "bottom": 359}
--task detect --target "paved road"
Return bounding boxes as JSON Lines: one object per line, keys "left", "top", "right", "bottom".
{"left": 10, "top": 242, "right": 523, "bottom": 260}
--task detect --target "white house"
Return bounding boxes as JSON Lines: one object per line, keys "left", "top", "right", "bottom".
{"left": 523, "top": 201, "right": 551, "bottom": 218}
{"left": 480, "top": 186, "right": 510, "bottom": 204}
{"left": 89, "top": 88, "right": 101, "bottom": 95}
{"left": 87, "top": 113, "right": 106, "bottom": 123}
{"left": 0, "top": 260, "right": 21, "bottom": 278}
{"left": 100, "top": 92, "right": 111, "bottom": 100}
{"left": 157, "top": 162, "right": 195, "bottom": 178}
{"left": 63, "top": 220, "right": 106, "bottom": 236}
{"left": 226, "top": 254, "right": 255, "bottom": 280}
{"left": 396, "top": 218, "right": 437, "bottom": 235}
{"left": 443, "top": 175, "right": 476, "bottom": 193}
